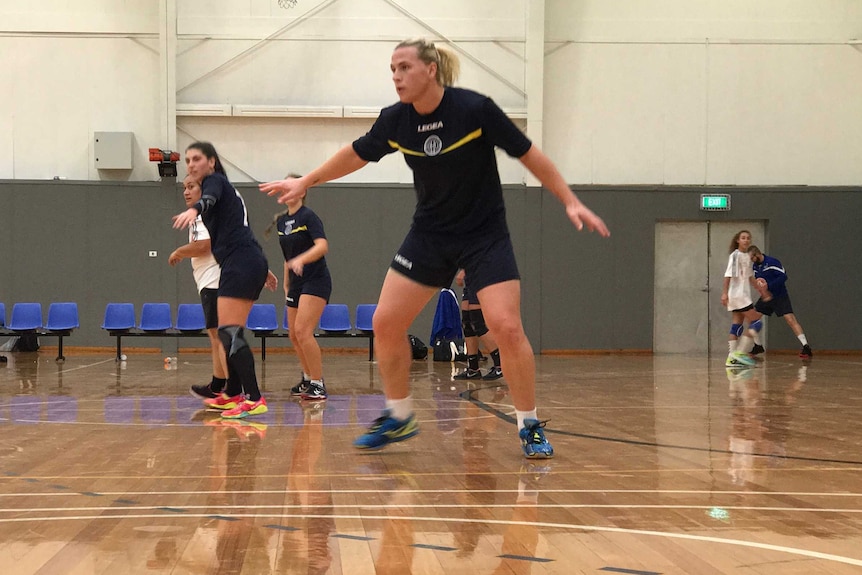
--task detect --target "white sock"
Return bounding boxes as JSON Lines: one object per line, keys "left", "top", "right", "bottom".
{"left": 302, "top": 372, "right": 310, "bottom": 381}
{"left": 386, "top": 396, "right": 414, "bottom": 421}
{"left": 737, "top": 335, "right": 753, "bottom": 353}
{"left": 728, "top": 340, "right": 737, "bottom": 354}
{"left": 311, "top": 378, "right": 324, "bottom": 385}
{"left": 798, "top": 334, "right": 808, "bottom": 346}
{"left": 516, "top": 409, "right": 538, "bottom": 430}
{"left": 753, "top": 332, "right": 762, "bottom": 345}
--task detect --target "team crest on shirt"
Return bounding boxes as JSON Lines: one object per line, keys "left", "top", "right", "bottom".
{"left": 423, "top": 135, "right": 443, "bottom": 156}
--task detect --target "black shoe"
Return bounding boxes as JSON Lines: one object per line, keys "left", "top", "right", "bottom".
{"left": 290, "top": 379, "right": 310, "bottom": 396}
{"left": 482, "top": 366, "right": 503, "bottom": 380}
{"left": 750, "top": 344, "right": 765, "bottom": 356}
{"left": 190, "top": 383, "right": 219, "bottom": 400}
{"left": 453, "top": 369, "right": 482, "bottom": 380}
{"left": 799, "top": 345, "right": 813, "bottom": 359}
{"left": 301, "top": 381, "right": 327, "bottom": 400}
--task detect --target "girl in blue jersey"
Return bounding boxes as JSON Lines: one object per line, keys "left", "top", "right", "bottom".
{"left": 173, "top": 142, "right": 278, "bottom": 419}
{"left": 266, "top": 180, "right": 332, "bottom": 401}
{"left": 261, "top": 38, "right": 610, "bottom": 459}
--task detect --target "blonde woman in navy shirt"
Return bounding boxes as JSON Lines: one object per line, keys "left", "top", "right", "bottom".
{"left": 173, "top": 142, "right": 278, "bottom": 419}
{"left": 261, "top": 38, "right": 609, "bottom": 458}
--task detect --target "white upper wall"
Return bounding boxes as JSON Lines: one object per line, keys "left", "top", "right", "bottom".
{"left": 2, "top": 0, "right": 861, "bottom": 185}
{"left": 544, "top": 0, "right": 862, "bottom": 185}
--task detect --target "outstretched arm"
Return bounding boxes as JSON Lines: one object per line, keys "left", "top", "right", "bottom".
{"left": 259, "top": 144, "right": 368, "bottom": 205}
{"left": 519, "top": 146, "right": 610, "bottom": 237}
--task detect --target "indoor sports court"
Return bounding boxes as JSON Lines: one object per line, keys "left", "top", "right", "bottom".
{"left": 2, "top": 1, "right": 862, "bottom": 574}
{"left": 0, "top": 350, "right": 860, "bottom": 574}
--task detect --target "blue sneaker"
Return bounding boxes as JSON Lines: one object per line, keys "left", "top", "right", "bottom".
{"left": 354, "top": 410, "right": 419, "bottom": 450}
{"left": 520, "top": 419, "right": 554, "bottom": 459}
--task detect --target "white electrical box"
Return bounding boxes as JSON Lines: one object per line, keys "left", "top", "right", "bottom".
{"left": 94, "top": 132, "right": 133, "bottom": 169}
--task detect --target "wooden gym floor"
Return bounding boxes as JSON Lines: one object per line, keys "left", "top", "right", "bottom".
{"left": 0, "top": 349, "right": 860, "bottom": 574}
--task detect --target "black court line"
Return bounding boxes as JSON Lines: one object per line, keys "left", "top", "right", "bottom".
{"left": 600, "top": 567, "right": 662, "bottom": 575}
{"left": 264, "top": 524, "right": 300, "bottom": 532}
{"left": 497, "top": 554, "right": 554, "bottom": 563}
{"left": 460, "top": 386, "right": 862, "bottom": 467}
{"left": 412, "top": 543, "right": 457, "bottom": 551}
{"left": 332, "top": 533, "right": 375, "bottom": 541}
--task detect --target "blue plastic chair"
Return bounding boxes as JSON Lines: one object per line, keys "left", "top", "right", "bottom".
{"left": 139, "top": 303, "right": 172, "bottom": 332}
{"left": 102, "top": 303, "right": 136, "bottom": 361}
{"left": 247, "top": 304, "right": 278, "bottom": 361}
{"left": 283, "top": 306, "right": 290, "bottom": 331}
{"left": 247, "top": 304, "right": 278, "bottom": 333}
{"left": 46, "top": 302, "right": 79, "bottom": 362}
{"left": 46, "top": 302, "right": 79, "bottom": 331}
{"left": 102, "top": 303, "right": 136, "bottom": 331}
{"left": 355, "top": 304, "right": 377, "bottom": 333}
{"left": 0, "top": 302, "right": 5, "bottom": 328}
{"left": 8, "top": 303, "right": 43, "bottom": 331}
{"left": 176, "top": 303, "right": 206, "bottom": 332}
{"left": 318, "top": 304, "right": 351, "bottom": 333}
{"left": 355, "top": 304, "right": 377, "bottom": 361}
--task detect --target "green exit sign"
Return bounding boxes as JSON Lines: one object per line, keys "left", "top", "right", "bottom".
{"left": 701, "top": 194, "right": 730, "bottom": 211}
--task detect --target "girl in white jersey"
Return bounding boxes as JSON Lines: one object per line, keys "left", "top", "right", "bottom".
{"left": 721, "top": 230, "right": 760, "bottom": 367}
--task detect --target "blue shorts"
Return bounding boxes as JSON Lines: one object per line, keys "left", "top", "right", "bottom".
{"left": 286, "top": 274, "right": 332, "bottom": 308}
{"left": 390, "top": 230, "right": 520, "bottom": 292}
{"left": 199, "top": 288, "right": 219, "bottom": 329}
{"left": 217, "top": 246, "right": 269, "bottom": 301}
{"left": 461, "top": 285, "right": 480, "bottom": 306}
{"left": 755, "top": 293, "right": 794, "bottom": 317}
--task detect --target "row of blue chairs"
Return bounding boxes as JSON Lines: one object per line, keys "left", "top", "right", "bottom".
{"left": 101, "top": 302, "right": 377, "bottom": 361}
{"left": 241, "top": 303, "right": 377, "bottom": 361}
{"left": 0, "top": 302, "right": 80, "bottom": 361}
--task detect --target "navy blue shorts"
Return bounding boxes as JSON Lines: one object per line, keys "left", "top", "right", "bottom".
{"left": 390, "top": 230, "right": 519, "bottom": 292}
{"left": 217, "top": 246, "right": 269, "bottom": 301}
{"left": 286, "top": 274, "right": 332, "bottom": 308}
{"left": 461, "top": 284, "right": 480, "bottom": 306}
{"left": 199, "top": 288, "right": 219, "bottom": 329}
{"left": 755, "top": 293, "right": 794, "bottom": 317}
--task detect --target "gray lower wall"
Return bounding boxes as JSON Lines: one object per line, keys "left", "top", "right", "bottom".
{"left": 1, "top": 181, "right": 859, "bottom": 353}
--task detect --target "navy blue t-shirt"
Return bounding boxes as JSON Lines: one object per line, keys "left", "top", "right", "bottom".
{"left": 277, "top": 205, "right": 330, "bottom": 284}
{"left": 197, "top": 172, "right": 261, "bottom": 264}
{"left": 352, "top": 87, "right": 532, "bottom": 237}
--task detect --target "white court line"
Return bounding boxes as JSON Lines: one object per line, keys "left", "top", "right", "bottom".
{"left": 1, "top": 504, "right": 860, "bottom": 514}
{"left": 0, "top": 489, "right": 858, "bottom": 497}
{"left": 0, "top": 512, "right": 858, "bottom": 567}
{"left": 48, "top": 358, "right": 117, "bottom": 373}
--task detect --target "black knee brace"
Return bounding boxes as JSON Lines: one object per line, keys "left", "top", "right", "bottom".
{"left": 470, "top": 308, "right": 489, "bottom": 337}
{"left": 218, "top": 325, "right": 248, "bottom": 357}
{"left": 461, "top": 309, "right": 477, "bottom": 338}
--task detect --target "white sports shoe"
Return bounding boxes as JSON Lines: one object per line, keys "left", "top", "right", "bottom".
{"left": 725, "top": 351, "right": 755, "bottom": 367}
